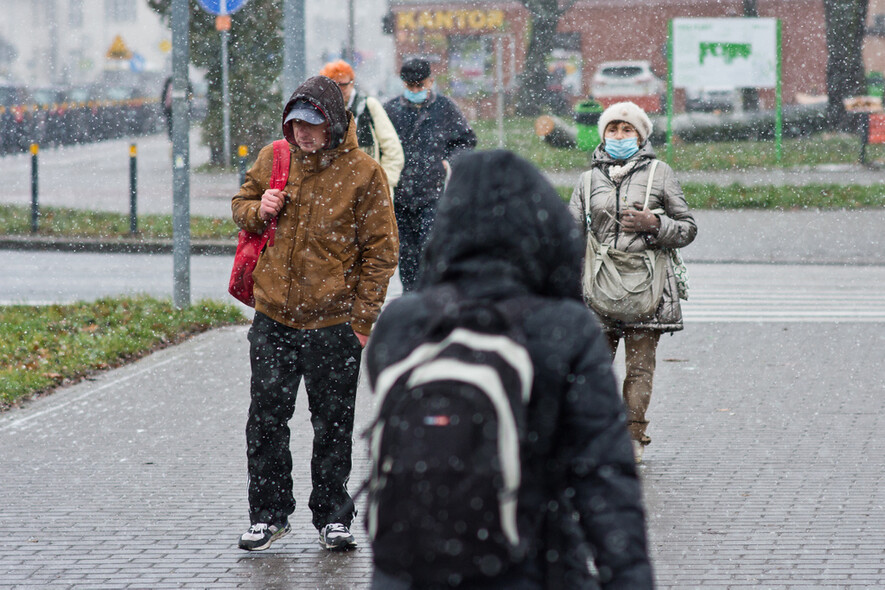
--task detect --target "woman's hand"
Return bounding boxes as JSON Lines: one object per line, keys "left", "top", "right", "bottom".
{"left": 259, "top": 189, "right": 287, "bottom": 221}
{"left": 621, "top": 204, "right": 660, "bottom": 234}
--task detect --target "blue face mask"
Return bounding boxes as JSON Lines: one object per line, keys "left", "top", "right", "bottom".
{"left": 403, "top": 88, "right": 428, "bottom": 103}
{"left": 604, "top": 137, "right": 640, "bottom": 160}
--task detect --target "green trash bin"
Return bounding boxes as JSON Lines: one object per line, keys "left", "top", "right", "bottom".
{"left": 574, "top": 99, "right": 604, "bottom": 151}
{"left": 866, "top": 72, "right": 884, "bottom": 99}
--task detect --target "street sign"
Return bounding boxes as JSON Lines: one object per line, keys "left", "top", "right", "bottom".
{"left": 106, "top": 35, "right": 133, "bottom": 60}
{"left": 195, "top": 0, "right": 250, "bottom": 15}
{"left": 129, "top": 53, "right": 146, "bottom": 72}
{"left": 672, "top": 18, "right": 778, "bottom": 89}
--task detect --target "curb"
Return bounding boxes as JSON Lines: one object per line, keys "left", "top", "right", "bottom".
{"left": 0, "top": 235, "right": 235, "bottom": 256}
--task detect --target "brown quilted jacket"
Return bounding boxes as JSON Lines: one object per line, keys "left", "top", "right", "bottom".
{"left": 231, "top": 78, "right": 398, "bottom": 335}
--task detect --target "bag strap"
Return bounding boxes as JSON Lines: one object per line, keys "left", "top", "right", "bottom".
{"left": 264, "top": 139, "right": 290, "bottom": 247}
{"left": 643, "top": 159, "right": 658, "bottom": 210}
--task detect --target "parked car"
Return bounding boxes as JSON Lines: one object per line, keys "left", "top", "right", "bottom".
{"left": 685, "top": 87, "right": 740, "bottom": 113}
{"left": 591, "top": 60, "right": 665, "bottom": 112}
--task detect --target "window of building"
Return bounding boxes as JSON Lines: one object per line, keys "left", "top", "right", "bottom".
{"left": 106, "top": 0, "right": 137, "bottom": 23}
{"left": 447, "top": 35, "right": 494, "bottom": 98}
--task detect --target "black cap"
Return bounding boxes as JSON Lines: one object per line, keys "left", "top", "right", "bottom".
{"left": 400, "top": 58, "right": 431, "bottom": 84}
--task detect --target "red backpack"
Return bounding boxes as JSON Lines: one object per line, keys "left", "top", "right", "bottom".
{"left": 228, "top": 139, "right": 290, "bottom": 307}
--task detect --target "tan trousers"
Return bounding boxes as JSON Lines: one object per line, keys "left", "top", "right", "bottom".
{"left": 605, "top": 330, "right": 660, "bottom": 445}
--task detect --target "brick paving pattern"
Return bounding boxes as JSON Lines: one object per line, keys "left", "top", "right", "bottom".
{"left": 1, "top": 321, "right": 883, "bottom": 588}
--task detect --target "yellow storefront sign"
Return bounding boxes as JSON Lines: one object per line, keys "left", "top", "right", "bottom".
{"left": 396, "top": 9, "right": 505, "bottom": 32}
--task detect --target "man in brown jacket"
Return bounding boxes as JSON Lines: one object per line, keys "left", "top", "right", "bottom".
{"left": 232, "top": 76, "right": 398, "bottom": 552}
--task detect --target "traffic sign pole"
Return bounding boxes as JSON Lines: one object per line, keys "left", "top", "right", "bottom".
{"left": 220, "top": 0, "right": 232, "bottom": 166}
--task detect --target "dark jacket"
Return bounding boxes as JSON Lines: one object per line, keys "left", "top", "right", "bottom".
{"left": 366, "top": 150, "right": 654, "bottom": 589}
{"left": 231, "top": 76, "right": 398, "bottom": 335}
{"left": 383, "top": 92, "right": 477, "bottom": 210}
{"left": 569, "top": 142, "right": 697, "bottom": 332}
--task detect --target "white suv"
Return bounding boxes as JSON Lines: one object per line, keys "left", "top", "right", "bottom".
{"left": 591, "top": 61, "right": 665, "bottom": 110}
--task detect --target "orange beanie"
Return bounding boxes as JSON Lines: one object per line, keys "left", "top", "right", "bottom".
{"left": 319, "top": 60, "right": 355, "bottom": 81}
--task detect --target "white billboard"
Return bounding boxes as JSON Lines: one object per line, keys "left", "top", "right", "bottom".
{"left": 672, "top": 18, "right": 778, "bottom": 89}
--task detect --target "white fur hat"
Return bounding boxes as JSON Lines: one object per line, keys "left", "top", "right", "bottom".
{"left": 598, "top": 101, "right": 653, "bottom": 142}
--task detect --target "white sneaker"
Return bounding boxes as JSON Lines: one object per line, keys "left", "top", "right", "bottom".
{"left": 632, "top": 440, "right": 644, "bottom": 464}
{"left": 319, "top": 522, "right": 357, "bottom": 551}
{"left": 238, "top": 520, "right": 290, "bottom": 551}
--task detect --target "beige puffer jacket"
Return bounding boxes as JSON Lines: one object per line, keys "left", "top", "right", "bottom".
{"left": 568, "top": 142, "right": 697, "bottom": 333}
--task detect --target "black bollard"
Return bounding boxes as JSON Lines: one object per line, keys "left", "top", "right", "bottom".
{"left": 238, "top": 145, "right": 249, "bottom": 187}
{"left": 30, "top": 143, "right": 38, "bottom": 233}
{"left": 129, "top": 143, "right": 138, "bottom": 234}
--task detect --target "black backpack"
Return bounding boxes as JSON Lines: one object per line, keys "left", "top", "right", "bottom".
{"left": 367, "top": 301, "right": 534, "bottom": 587}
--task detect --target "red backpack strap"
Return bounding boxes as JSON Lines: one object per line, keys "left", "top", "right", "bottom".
{"left": 270, "top": 139, "right": 291, "bottom": 190}
{"left": 265, "top": 139, "right": 291, "bottom": 246}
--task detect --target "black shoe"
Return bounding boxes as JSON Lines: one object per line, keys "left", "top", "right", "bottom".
{"left": 319, "top": 523, "right": 356, "bottom": 551}
{"left": 238, "top": 521, "right": 291, "bottom": 551}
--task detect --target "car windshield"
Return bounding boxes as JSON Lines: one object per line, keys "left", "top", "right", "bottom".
{"left": 602, "top": 66, "right": 644, "bottom": 78}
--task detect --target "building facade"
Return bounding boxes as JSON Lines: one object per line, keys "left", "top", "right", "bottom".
{"left": 0, "top": 0, "right": 170, "bottom": 88}
{"left": 389, "top": 0, "right": 885, "bottom": 117}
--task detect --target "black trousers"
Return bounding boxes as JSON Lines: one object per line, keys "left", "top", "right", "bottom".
{"left": 394, "top": 202, "right": 437, "bottom": 292}
{"left": 246, "top": 312, "right": 362, "bottom": 530}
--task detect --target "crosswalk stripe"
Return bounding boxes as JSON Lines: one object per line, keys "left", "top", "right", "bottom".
{"left": 680, "top": 264, "right": 885, "bottom": 323}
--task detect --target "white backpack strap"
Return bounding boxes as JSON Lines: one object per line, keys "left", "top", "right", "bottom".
{"left": 643, "top": 159, "right": 659, "bottom": 209}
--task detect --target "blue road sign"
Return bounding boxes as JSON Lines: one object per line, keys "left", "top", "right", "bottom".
{"left": 195, "top": 0, "right": 250, "bottom": 15}
{"left": 129, "top": 53, "right": 146, "bottom": 72}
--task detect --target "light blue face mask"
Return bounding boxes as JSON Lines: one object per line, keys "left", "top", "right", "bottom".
{"left": 403, "top": 88, "right": 428, "bottom": 104}
{"left": 604, "top": 137, "right": 640, "bottom": 160}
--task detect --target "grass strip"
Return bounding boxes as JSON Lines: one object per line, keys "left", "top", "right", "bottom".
{"left": 0, "top": 295, "right": 246, "bottom": 409}
{"left": 0, "top": 205, "right": 239, "bottom": 240}
{"left": 554, "top": 183, "right": 884, "bottom": 209}
{"left": 473, "top": 117, "right": 885, "bottom": 171}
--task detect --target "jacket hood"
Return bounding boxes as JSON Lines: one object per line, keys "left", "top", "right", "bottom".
{"left": 419, "top": 150, "right": 584, "bottom": 301}
{"left": 282, "top": 76, "right": 348, "bottom": 149}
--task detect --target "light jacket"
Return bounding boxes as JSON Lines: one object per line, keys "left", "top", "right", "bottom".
{"left": 232, "top": 77, "right": 399, "bottom": 335}
{"left": 569, "top": 142, "right": 697, "bottom": 332}
{"left": 350, "top": 91, "right": 404, "bottom": 194}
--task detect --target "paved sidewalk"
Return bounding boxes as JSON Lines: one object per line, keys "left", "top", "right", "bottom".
{"left": 2, "top": 320, "right": 884, "bottom": 588}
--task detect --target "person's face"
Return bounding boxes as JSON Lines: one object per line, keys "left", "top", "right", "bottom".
{"left": 333, "top": 76, "right": 354, "bottom": 103}
{"left": 290, "top": 119, "right": 330, "bottom": 153}
{"left": 404, "top": 76, "right": 433, "bottom": 93}
{"left": 604, "top": 121, "right": 639, "bottom": 142}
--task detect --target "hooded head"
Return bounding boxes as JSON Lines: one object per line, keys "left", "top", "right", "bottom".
{"left": 282, "top": 76, "right": 348, "bottom": 149}
{"left": 419, "top": 150, "right": 584, "bottom": 301}
{"left": 597, "top": 101, "right": 653, "bottom": 144}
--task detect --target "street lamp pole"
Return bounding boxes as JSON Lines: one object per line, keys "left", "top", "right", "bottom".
{"left": 347, "top": 0, "right": 355, "bottom": 63}
{"left": 282, "top": 0, "right": 306, "bottom": 100}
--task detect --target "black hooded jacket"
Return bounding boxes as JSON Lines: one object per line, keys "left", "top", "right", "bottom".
{"left": 366, "top": 151, "right": 654, "bottom": 589}
{"left": 383, "top": 92, "right": 477, "bottom": 210}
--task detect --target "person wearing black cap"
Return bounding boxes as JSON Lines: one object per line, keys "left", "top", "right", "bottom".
{"left": 384, "top": 57, "right": 476, "bottom": 292}
{"left": 232, "top": 75, "right": 399, "bottom": 553}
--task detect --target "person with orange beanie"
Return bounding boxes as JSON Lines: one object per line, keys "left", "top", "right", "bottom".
{"left": 319, "top": 60, "right": 403, "bottom": 196}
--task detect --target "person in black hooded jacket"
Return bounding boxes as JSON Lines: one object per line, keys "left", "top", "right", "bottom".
{"left": 365, "top": 150, "right": 654, "bottom": 589}
{"left": 384, "top": 57, "right": 477, "bottom": 293}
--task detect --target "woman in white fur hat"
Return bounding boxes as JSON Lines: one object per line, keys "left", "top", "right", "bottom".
{"left": 568, "top": 101, "right": 697, "bottom": 464}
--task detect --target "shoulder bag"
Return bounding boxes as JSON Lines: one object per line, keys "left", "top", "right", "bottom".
{"left": 228, "top": 139, "right": 290, "bottom": 307}
{"left": 582, "top": 160, "right": 668, "bottom": 322}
